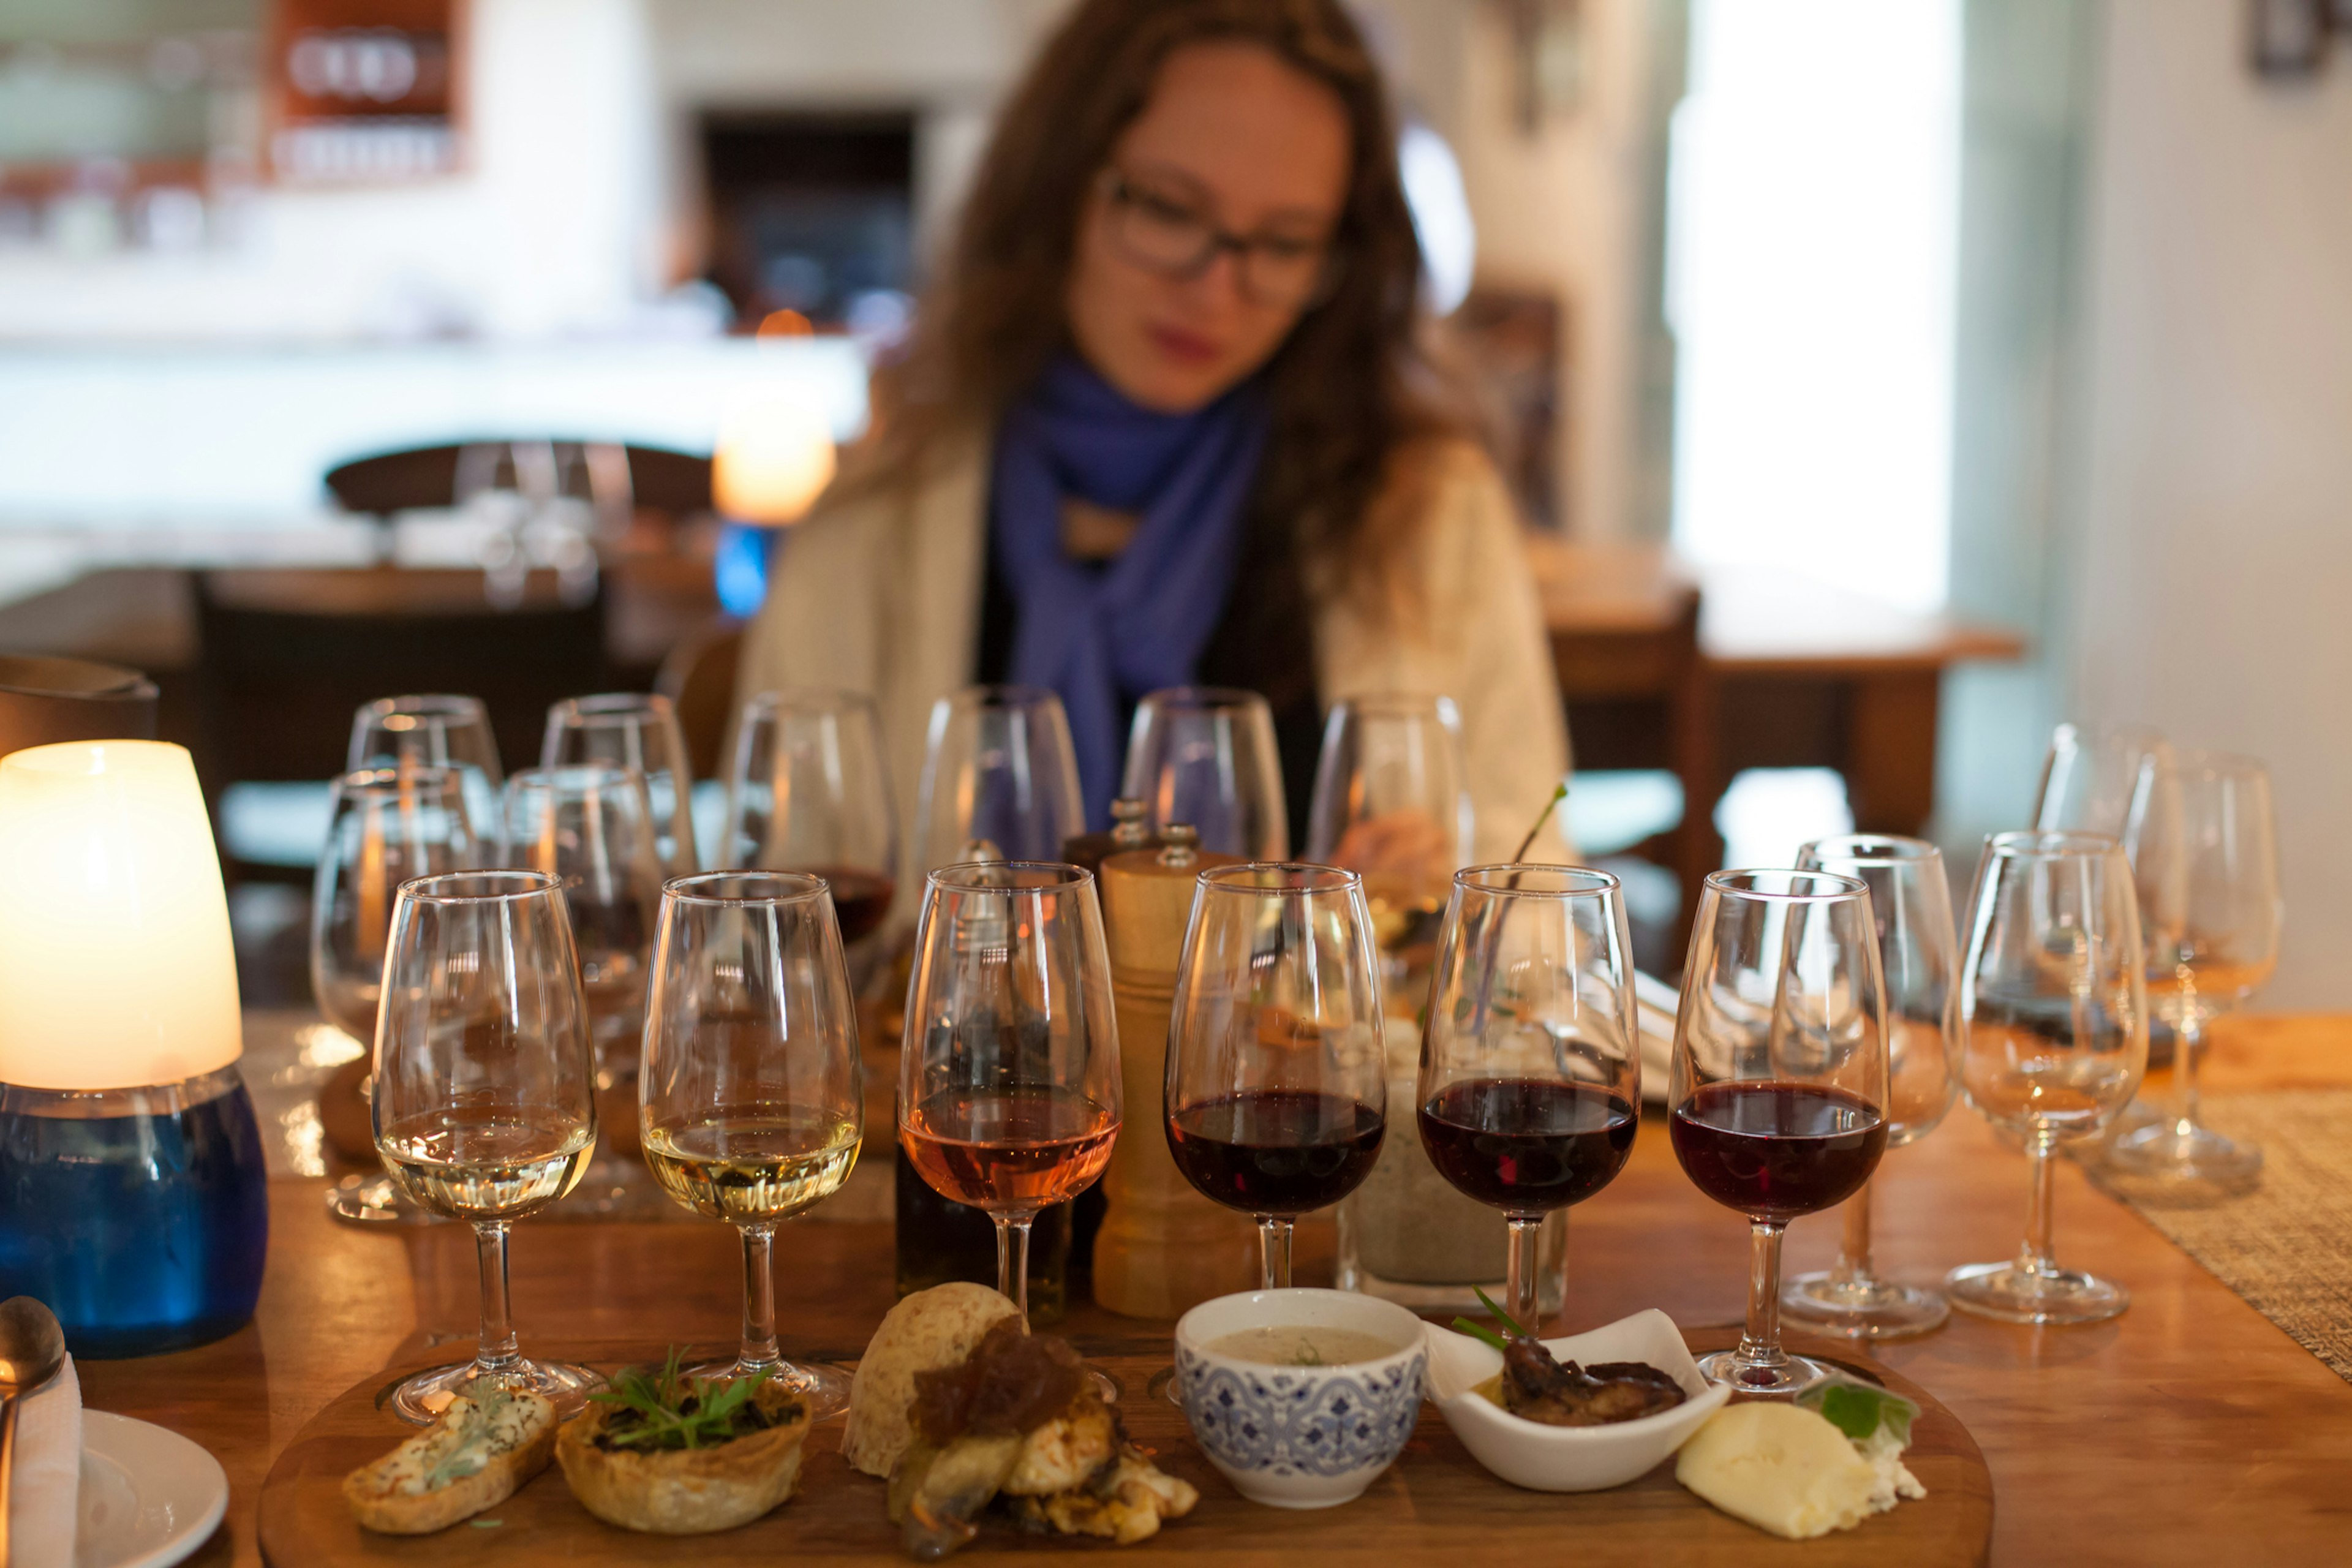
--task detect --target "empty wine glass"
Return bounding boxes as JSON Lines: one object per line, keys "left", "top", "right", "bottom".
{"left": 541, "top": 693, "right": 699, "bottom": 876}
{"left": 1417, "top": 865, "right": 1640, "bottom": 1335}
{"left": 915, "top": 686, "right": 1085, "bottom": 870}
{"left": 313, "top": 766, "right": 481, "bottom": 1226}
{"left": 2034, "top": 723, "right": 2172, "bottom": 839}
{"left": 349, "top": 693, "right": 505, "bottom": 838}
{"left": 2108, "top": 754, "right": 2280, "bottom": 1191}
{"left": 501, "top": 764, "right": 667, "bottom": 1214}
{"left": 641, "top": 872, "right": 863, "bottom": 1414}
{"left": 1305, "top": 695, "right": 1471, "bottom": 1006}
{"left": 1120, "top": 687, "right": 1289, "bottom": 859}
{"left": 372, "top": 870, "right": 602, "bottom": 1422}
{"left": 899, "top": 863, "right": 1121, "bottom": 1324}
{"left": 722, "top": 689, "right": 900, "bottom": 949}
{"left": 1671, "top": 870, "right": 1889, "bottom": 1393}
{"left": 1779, "top": 835, "right": 1962, "bottom": 1339}
{"left": 1948, "top": 832, "right": 2148, "bottom": 1324}
{"left": 1166, "top": 864, "right": 1387, "bottom": 1289}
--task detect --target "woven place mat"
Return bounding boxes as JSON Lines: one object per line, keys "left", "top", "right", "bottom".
{"left": 2092, "top": 1088, "right": 2352, "bottom": 1382}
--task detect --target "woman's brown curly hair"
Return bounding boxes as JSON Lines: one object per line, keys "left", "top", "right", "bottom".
{"left": 861, "top": 0, "right": 1463, "bottom": 612}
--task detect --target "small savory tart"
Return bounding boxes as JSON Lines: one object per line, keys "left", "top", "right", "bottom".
{"left": 343, "top": 1384, "right": 559, "bottom": 1534}
{"left": 556, "top": 1354, "right": 812, "bottom": 1535}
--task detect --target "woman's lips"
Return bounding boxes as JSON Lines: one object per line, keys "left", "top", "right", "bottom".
{"left": 1146, "top": 323, "right": 1223, "bottom": 366}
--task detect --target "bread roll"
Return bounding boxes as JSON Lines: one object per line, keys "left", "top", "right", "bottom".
{"left": 842, "top": 1283, "right": 1022, "bottom": 1477}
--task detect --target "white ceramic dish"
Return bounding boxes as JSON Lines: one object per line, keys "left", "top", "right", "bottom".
{"left": 1174, "top": 1288, "right": 1427, "bottom": 1509}
{"left": 75, "top": 1409, "right": 228, "bottom": 1568}
{"left": 1423, "top": 1308, "right": 1730, "bottom": 1492}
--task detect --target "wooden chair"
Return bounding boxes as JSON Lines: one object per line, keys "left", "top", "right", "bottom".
{"left": 1527, "top": 537, "right": 1720, "bottom": 967}
{"left": 322, "top": 440, "right": 714, "bottom": 554}
{"left": 657, "top": 620, "right": 745, "bottom": 784}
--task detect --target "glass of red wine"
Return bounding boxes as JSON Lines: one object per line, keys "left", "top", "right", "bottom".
{"left": 898, "top": 862, "right": 1122, "bottom": 1325}
{"left": 723, "top": 689, "right": 901, "bottom": 955}
{"left": 1165, "top": 863, "right": 1387, "bottom": 1289}
{"left": 1670, "top": 869, "right": 1890, "bottom": 1395}
{"left": 1417, "top": 865, "right": 1640, "bottom": 1335}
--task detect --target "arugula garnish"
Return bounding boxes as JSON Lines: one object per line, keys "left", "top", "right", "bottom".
{"left": 1800, "top": 1379, "right": 1918, "bottom": 1447}
{"left": 1451, "top": 1285, "right": 1534, "bottom": 1354}
{"left": 590, "top": 1347, "right": 773, "bottom": 1451}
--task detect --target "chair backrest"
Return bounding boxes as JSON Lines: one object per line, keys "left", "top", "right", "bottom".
{"left": 323, "top": 441, "right": 713, "bottom": 521}
{"left": 655, "top": 620, "right": 744, "bottom": 784}
{"left": 192, "top": 568, "right": 612, "bottom": 796}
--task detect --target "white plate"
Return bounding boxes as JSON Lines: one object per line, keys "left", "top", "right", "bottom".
{"left": 75, "top": 1410, "right": 228, "bottom": 1568}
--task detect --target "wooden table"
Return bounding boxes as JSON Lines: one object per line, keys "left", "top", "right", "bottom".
{"left": 79, "top": 1013, "right": 2352, "bottom": 1567}
{"left": 1528, "top": 536, "right": 2027, "bottom": 850}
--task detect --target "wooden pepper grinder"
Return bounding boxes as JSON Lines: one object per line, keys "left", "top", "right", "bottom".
{"left": 1092, "top": 827, "right": 1261, "bottom": 1317}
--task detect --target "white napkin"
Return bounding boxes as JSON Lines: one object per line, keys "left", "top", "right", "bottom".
{"left": 6, "top": 1351, "right": 80, "bottom": 1568}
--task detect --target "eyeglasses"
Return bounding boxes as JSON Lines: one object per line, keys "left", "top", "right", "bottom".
{"left": 1098, "top": 170, "right": 1339, "bottom": 309}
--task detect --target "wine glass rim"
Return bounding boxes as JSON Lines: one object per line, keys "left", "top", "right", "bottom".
{"left": 1197, "top": 861, "right": 1361, "bottom": 895}
{"left": 741, "top": 684, "right": 880, "bottom": 717}
{"left": 1703, "top": 868, "right": 1868, "bottom": 902}
{"left": 2163, "top": 748, "right": 2269, "bottom": 780}
{"left": 360, "top": 693, "right": 488, "bottom": 722}
{"left": 1134, "top": 684, "right": 1268, "bottom": 714}
{"left": 945, "top": 683, "right": 1065, "bottom": 714}
{"left": 398, "top": 868, "right": 563, "bottom": 904}
{"left": 926, "top": 859, "right": 1094, "bottom": 894}
{"left": 1983, "top": 829, "right": 2124, "bottom": 859}
{"left": 507, "top": 760, "right": 643, "bottom": 788}
{"left": 333, "top": 763, "right": 467, "bottom": 795}
{"left": 551, "top": 691, "right": 673, "bottom": 722}
{"left": 662, "top": 869, "right": 831, "bottom": 907}
{"left": 2052, "top": 719, "right": 2169, "bottom": 747}
{"left": 1796, "top": 833, "right": 1942, "bottom": 869}
{"left": 1455, "top": 862, "right": 1620, "bottom": 897}
{"left": 1332, "top": 690, "right": 1459, "bottom": 720}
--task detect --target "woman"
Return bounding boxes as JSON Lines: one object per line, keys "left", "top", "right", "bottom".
{"left": 739, "top": 0, "right": 1570, "bottom": 867}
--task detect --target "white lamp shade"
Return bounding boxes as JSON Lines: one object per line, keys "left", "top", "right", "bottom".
{"left": 712, "top": 394, "right": 838, "bottom": 526}
{"left": 0, "top": 740, "right": 243, "bottom": 1090}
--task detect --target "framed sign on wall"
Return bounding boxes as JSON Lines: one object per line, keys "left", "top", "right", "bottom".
{"left": 265, "top": 0, "right": 464, "bottom": 183}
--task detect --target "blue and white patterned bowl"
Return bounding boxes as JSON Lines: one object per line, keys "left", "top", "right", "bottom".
{"left": 1173, "top": 1288, "right": 1427, "bottom": 1509}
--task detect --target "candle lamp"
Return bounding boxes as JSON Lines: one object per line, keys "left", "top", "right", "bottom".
{"left": 0, "top": 741, "right": 268, "bottom": 1357}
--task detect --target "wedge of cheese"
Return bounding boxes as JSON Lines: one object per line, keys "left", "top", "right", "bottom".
{"left": 1674, "top": 1402, "right": 1887, "bottom": 1540}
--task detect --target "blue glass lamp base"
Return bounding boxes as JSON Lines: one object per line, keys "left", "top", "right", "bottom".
{"left": 0, "top": 1065, "right": 271, "bottom": 1358}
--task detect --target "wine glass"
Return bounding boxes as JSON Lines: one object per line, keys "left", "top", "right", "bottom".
{"left": 898, "top": 862, "right": 1121, "bottom": 1324}
{"left": 2034, "top": 722, "right": 2172, "bottom": 839}
{"left": 1305, "top": 694, "right": 1471, "bottom": 1005}
{"left": 641, "top": 872, "right": 863, "bottom": 1414}
{"left": 1947, "top": 832, "right": 2148, "bottom": 1324}
{"left": 1670, "top": 869, "right": 1890, "bottom": 1393}
{"left": 349, "top": 693, "right": 506, "bottom": 839}
{"left": 312, "top": 766, "right": 481, "bottom": 1226}
{"left": 1779, "top": 835, "right": 1962, "bottom": 1339}
{"left": 372, "top": 869, "right": 603, "bottom": 1423}
{"left": 500, "top": 764, "right": 668, "bottom": 1214}
{"left": 2107, "top": 753, "right": 2278, "bottom": 1190}
{"left": 915, "top": 686, "right": 1085, "bottom": 870}
{"left": 1120, "top": 687, "right": 1289, "bottom": 859}
{"left": 541, "top": 693, "right": 699, "bottom": 876}
{"left": 722, "top": 689, "right": 900, "bottom": 949}
{"left": 1417, "top": 865, "right": 1640, "bottom": 1334}
{"left": 1166, "top": 863, "right": 1387, "bottom": 1289}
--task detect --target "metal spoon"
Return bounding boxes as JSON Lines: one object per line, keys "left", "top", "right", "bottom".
{"left": 0, "top": 1296, "right": 69, "bottom": 1564}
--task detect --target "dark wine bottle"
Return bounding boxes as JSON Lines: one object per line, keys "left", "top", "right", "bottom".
{"left": 892, "top": 1155, "right": 1071, "bottom": 1324}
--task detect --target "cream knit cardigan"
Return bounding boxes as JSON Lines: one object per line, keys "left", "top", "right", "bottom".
{"left": 736, "top": 429, "right": 1573, "bottom": 873}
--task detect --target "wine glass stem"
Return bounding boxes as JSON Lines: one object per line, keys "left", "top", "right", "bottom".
{"left": 2173, "top": 1010, "right": 2207, "bottom": 1136}
{"left": 1833, "top": 1177, "right": 1876, "bottom": 1289}
{"left": 2017, "top": 1140, "right": 2059, "bottom": 1280}
{"left": 1506, "top": 1215, "right": 1544, "bottom": 1334}
{"left": 472, "top": 1220, "right": 519, "bottom": 1378}
{"left": 1257, "top": 1216, "right": 1294, "bottom": 1291}
{"left": 738, "top": 1221, "right": 780, "bottom": 1371}
{"left": 1735, "top": 1220, "right": 1788, "bottom": 1371}
{"left": 995, "top": 1213, "right": 1035, "bottom": 1323}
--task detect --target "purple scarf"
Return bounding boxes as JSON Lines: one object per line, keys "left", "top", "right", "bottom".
{"left": 990, "top": 356, "right": 1268, "bottom": 829}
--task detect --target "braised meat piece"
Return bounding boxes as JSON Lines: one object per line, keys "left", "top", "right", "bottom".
{"left": 1498, "top": 1337, "right": 1687, "bottom": 1427}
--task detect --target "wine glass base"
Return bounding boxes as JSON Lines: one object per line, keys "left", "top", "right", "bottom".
{"left": 387, "top": 1356, "right": 605, "bottom": 1425}
{"left": 1945, "top": 1261, "right": 2129, "bottom": 1325}
{"left": 1779, "top": 1272, "right": 1950, "bottom": 1340}
{"left": 325, "top": 1173, "right": 439, "bottom": 1227}
{"left": 1692, "top": 1347, "right": 1840, "bottom": 1396}
{"left": 2104, "top": 1121, "right": 2263, "bottom": 1191}
{"left": 684, "top": 1357, "right": 855, "bottom": 1420}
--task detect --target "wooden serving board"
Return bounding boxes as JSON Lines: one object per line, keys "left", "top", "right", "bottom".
{"left": 258, "top": 1329, "right": 1992, "bottom": 1567}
